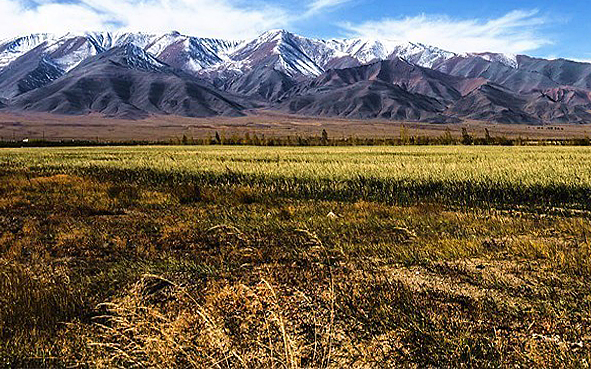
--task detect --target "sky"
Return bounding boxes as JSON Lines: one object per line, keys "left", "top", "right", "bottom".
{"left": 0, "top": 0, "right": 590, "bottom": 60}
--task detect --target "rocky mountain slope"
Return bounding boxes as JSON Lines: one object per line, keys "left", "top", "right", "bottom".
{"left": 1, "top": 29, "right": 591, "bottom": 123}
{"left": 0, "top": 30, "right": 462, "bottom": 89}
{"left": 9, "top": 45, "right": 251, "bottom": 119}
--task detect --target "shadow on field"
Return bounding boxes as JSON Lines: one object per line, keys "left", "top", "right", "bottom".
{"left": 67, "top": 165, "right": 591, "bottom": 212}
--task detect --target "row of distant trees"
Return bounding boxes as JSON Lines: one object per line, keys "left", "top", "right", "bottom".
{"left": 2, "top": 128, "right": 590, "bottom": 147}
{"left": 175, "top": 128, "right": 590, "bottom": 147}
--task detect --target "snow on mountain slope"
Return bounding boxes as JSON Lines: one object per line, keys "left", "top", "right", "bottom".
{"left": 212, "top": 30, "right": 458, "bottom": 79}
{"left": 0, "top": 34, "right": 57, "bottom": 69}
{"left": 45, "top": 32, "right": 168, "bottom": 71}
{"left": 0, "top": 31, "right": 244, "bottom": 75}
{"left": 44, "top": 35, "right": 104, "bottom": 71}
{"left": 464, "top": 52, "right": 519, "bottom": 68}
{"left": 388, "top": 42, "right": 456, "bottom": 68}
{"left": 324, "top": 38, "right": 391, "bottom": 64}
{"left": 314, "top": 38, "right": 456, "bottom": 68}
{"left": 116, "top": 43, "right": 169, "bottom": 72}
{"left": 0, "top": 30, "right": 468, "bottom": 79}
{"left": 0, "top": 29, "right": 546, "bottom": 94}
{"left": 147, "top": 33, "right": 245, "bottom": 72}
{"left": 186, "top": 37, "right": 244, "bottom": 63}
{"left": 224, "top": 29, "right": 324, "bottom": 77}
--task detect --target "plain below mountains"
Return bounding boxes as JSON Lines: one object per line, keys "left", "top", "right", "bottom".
{"left": 1, "top": 29, "right": 591, "bottom": 123}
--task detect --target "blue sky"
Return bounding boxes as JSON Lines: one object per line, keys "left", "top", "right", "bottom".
{"left": 0, "top": 0, "right": 589, "bottom": 60}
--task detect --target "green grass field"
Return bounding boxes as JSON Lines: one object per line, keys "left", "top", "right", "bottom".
{"left": 3, "top": 145, "right": 591, "bottom": 209}
{"left": 1, "top": 146, "right": 590, "bottom": 367}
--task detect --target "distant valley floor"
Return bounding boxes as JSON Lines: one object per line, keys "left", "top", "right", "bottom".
{"left": 0, "top": 111, "right": 589, "bottom": 143}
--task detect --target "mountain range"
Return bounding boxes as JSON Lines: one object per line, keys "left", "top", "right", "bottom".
{"left": 1, "top": 29, "right": 591, "bottom": 123}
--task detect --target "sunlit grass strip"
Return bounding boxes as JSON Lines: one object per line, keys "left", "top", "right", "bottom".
{"left": 1, "top": 145, "right": 591, "bottom": 209}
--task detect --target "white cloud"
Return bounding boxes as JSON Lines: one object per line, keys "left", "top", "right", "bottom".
{"left": 0, "top": 0, "right": 290, "bottom": 40}
{"left": 341, "top": 9, "right": 553, "bottom": 54}
{"left": 0, "top": 1, "right": 110, "bottom": 38}
{"left": 561, "top": 57, "right": 591, "bottom": 64}
{"left": 306, "top": 0, "right": 352, "bottom": 15}
{"left": 0, "top": 0, "right": 356, "bottom": 41}
{"left": 558, "top": 52, "right": 591, "bottom": 63}
{"left": 0, "top": 1, "right": 553, "bottom": 56}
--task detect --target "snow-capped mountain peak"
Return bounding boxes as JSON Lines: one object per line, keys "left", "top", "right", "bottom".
{"left": 464, "top": 52, "right": 519, "bottom": 68}
{"left": 116, "top": 43, "right": 168, "bottom": 72}
{"left": 0, "top": 29, "right": 527, "bottom": 102}
{"left": 257, "top": 29, "right": 290, "bottom": 42}
{"left": 225, "top": 29, "right": 325, "bottom": 77}
{"left": 0, "top": 30, "right": 478, "bottom": 78}
{"left": 0, "top": 33, "right": 58, "bottom": 68}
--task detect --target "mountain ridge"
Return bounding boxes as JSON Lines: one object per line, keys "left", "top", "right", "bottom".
{"left": 9, "top": 45, "right": 253, "bottom": 119}
{"left": 0, "top": 30, "right": 477, "bottom": 80}
{"left": 2, "top": 29, "right": 591, "bottom": 123}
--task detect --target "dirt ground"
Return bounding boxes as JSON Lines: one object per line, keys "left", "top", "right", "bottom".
{"left": 0, "top": 110, "right": 589, "bottom": 142}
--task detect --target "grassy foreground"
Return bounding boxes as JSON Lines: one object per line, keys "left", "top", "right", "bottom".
{"left": 1, "top": 146, "right": 590, "bottom": 368}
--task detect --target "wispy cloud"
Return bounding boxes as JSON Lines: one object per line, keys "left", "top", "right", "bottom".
{"left": 557, "top": 51, "right": 591, "bottom": 63}
{"left": 341, "top": 9, "right": 553, "bottom": 54}
{"left": 0, "top": 0, "right": 358, "bottom": 40}
{"left": 0, "top": 0, "right": 111, "bottom": 38}
{"left": 305, "top": 0, "right": 352, "bottom": 15}
{"left": 0, "top": 1, "right": 556, "bottom": 56}
{"left": 0, "top": 0, "right": 289, "bottom": 40}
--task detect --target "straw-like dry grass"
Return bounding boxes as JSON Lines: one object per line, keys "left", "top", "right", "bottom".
{"left": 0, "top": 146, "right": 590, "bottom": 368}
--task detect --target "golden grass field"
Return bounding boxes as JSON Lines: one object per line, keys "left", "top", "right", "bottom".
{"left": 1, "top": 145, "right": 590, "bottom": 368}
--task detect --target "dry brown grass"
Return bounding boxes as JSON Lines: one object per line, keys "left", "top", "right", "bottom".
{"left": 1, "top": 151, "right": 591, "bottom": 367}
{"left": 0, "top": 261, "right": 86, "bottom": 367}
{"left": 81, "top": 274, "right": 335, "bottom": 368}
